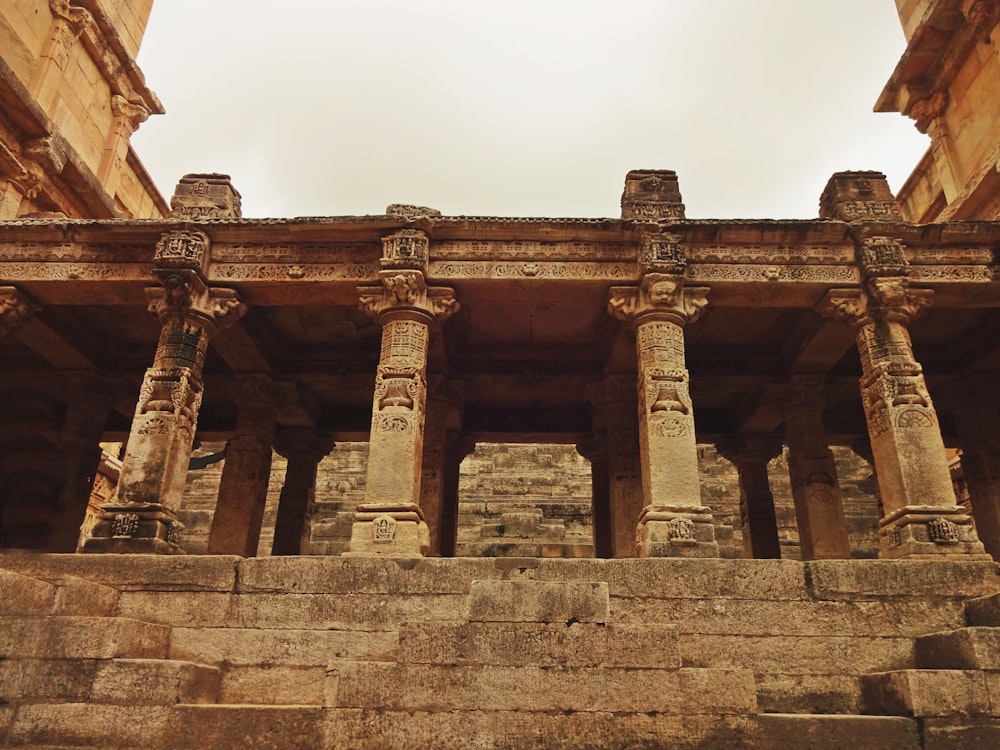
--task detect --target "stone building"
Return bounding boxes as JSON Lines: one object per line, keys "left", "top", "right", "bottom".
{"left": 1, "top": 1, "right": 1000, "bottom": 747}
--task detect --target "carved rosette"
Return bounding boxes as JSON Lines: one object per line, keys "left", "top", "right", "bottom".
{"left": 0, "top": 286, "right": 38, "bottom": 337}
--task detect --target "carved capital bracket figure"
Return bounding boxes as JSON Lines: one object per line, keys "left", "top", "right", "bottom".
{"left": 0, "top": 286, "right": 38, "bottom": 338}
{"left": 348, "top": 259, "right": 459, "bottom": 556}
{"left": 607, "top": 257, "right": 717, "bottom": 558}
{"left": 83, "top": 274, "right": 246, "bottom": 554}
{"left": 271, "top": 428, "right": 337, "bottom": 556}
{"left": 819, "top": 251, "right": 988, "bottom": 559}
{"left": 780, "top": 375, "right": 851, "bottom": 560}
{"left": 716, "top": 435, "right": 784, "bottom": 559}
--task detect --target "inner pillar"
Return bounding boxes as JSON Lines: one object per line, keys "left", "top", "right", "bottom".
{"left": 716, "top": 436, "right": 783, "bottom": 559}
{"left": 439, "top": 432, "right": 476, "bottom": 557}
{"left": 420, "top": 378, "right": 464, "bottom": 556}
{"left": 271, "top": 429, "right": 336, "bottom": 556}
{"left": 83, "top": 231, "right": 245, "bottom": 554}
{"left": 576, "top": 434, "right": 612, "bottom": 559}
{"left": 347, "top": 230, "right": 459, "bottom": 556}
{"left": 820, "top": 237, "right": 987, "bottom": 559}
{"left": 783, "top": 376, "right": 852, "bottom": 560}
{"left": 608, "top": 232, "right": 716, "bottom": 557}
{"left": 207, "top": 376, "right": 278, "bottom": 556}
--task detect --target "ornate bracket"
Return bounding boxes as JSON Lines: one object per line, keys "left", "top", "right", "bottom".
{"left": 358, "top": 270, "right": 459, "bottom": 324}
{"left": 609, "top": 274, "right": 709, "bottom": 328}
{"left": 0, "top": 286, "right": 38, "bottom": 337}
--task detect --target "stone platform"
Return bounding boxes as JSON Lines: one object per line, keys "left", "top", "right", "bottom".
{"left": 1, "top": 555, "right": 999, "bottom": 749}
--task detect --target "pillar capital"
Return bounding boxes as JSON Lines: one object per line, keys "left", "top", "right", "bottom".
{"left": 110, "top": 95, "right": 149, "bottom": 133}
{"left": 715, "top": 435, "right": 783, "bottom": 467}
{"left": 145, "top": 273, "right": 245, "bottom": 333}
{"left": 273, "top": 427, "right": 336, "bottom": 463}
{"left": 818, "top": 284, "right": 932, "bottom": 330}
{"left": 0, "top": 286, "right": 38, "bottom": 337}
{"left": 576, "top": 433, "right": 609, "bottom": 463}
{"left": 609, "top": 274, "right": 709, "bottom": 329}
{"left": 49, "top": 0, "right": 93, "bottom": 30}
{"left": 357, "top": 270, "right": 459, "bottom": 325}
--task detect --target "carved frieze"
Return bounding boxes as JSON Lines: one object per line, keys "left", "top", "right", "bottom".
{"left": 154, "top": 230, "right": 209, "bottom": 271}
{"left": 381, "top": 229, "right": 429, "bottom": 271}
{"left": 429, "top": 260, "right": 635, "bottom": 280}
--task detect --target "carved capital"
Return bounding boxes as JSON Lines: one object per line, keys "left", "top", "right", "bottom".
{"left": 868, "top": 279, "right": 933, "bottom": 324}
{"left": 154, "top": 230, "right": 210, "bottom": 272}
{"left": 576, "top": 433, "right": 609, "bottom": 462}
{"left": 273, "top": 427, "right": 336, "bottom": 463}
{"left": 49, "top": 0, "right": 92, "bottom": 32}
{"left": 145, "top": 273, "right": 246, "bottom": 331}
{"left": 358, "top": 270, "right": 459, "bottom": 324}
{"left": 24, "top": 138, "right": 67, "bottom": 175}
{"left": 381, "top": 229, "right": 429, "bottom": 271}
{"left": 818, "top": 289, "right": 871, "bottom": 329}
{"left": 906, "top": 90, "right": 949, "bottom": 134}
{"left": 0, "top": 286, "right": 38, "bottom": 337}
{"left": 965, "top": 1, "right": 998, "bottom": 39}
{"left": 608, "top": 275, "right": 708, "bottom": 328}
{"left": 229, "top": 374, "right": 276, "bottom": 408}
{"left": 715, "top": 435, "right": 784, "bottom": 466}
{"left": 110, "top": 95, "right": 149, "bottom": 131}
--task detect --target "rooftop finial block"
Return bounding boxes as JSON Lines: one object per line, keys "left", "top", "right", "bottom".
{"left": 169, "top": 173, "right": 242, "bottom": 219}
{"left": 621, "top": 170, "right": 685, "bottom": 221}
{"left": 819, "top": 171, "right": 901, "bottom": 221}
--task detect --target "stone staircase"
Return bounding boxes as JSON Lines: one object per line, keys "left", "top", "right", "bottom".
{"left": 0, "top": 555, "right": 998, "bottom": 749}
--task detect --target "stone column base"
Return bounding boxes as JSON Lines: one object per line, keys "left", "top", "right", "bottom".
{"left": 80, "top": 502, "right": 185, "bottom": 555}
{"left": 345, "top": 503, "right": 430, "bottom": 557}
{"left": 878, "top": 505, "right": 991, "bottom": 559}
{"left": 636, "top": 505, "right": 719, "bottom": 558}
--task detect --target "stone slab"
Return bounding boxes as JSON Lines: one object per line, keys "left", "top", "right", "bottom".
{"left": 0, "top": 554, "right": 240, "bottom": 592}
{"left": 916, "top": 627, "right": 1000, "bottom": 670}
{"left": 966, "top": 592, "right": 1000, "bottom": 626}
{"left": 90, "top": 659, "right": 220, "bottom": 705}
{"left": 323, "top": 709, "right": 758, "bottom": 750}
{"left": 169, "top": 627, "right": 398, "bottom": 667}
{"left": 0, "top": 569, "right": 56, "bottom": 615}
{"left": 679, "top": 634, "right": 914, "bottom": 674}
{"left": 756, "top": 674, "right": 864, "bottom": 714}
{"left": 218, "top": 664, "right": 326, "bottom": 705}
{"left": 399, "top": 621, "right": 680, "bottom": 668}
{"left": 862, "top": 669, "right": 993, "bottom": 717}
{"left": 753, "top": 714, "right": 920, "bottom": 750}
{"left": 0, "top": 659, "right": 97, "bottom": 702}
{"left": 6, "top": 704, "right": 172, "bottom": 749}
{"left": 332, "top": 662, "right": 757, "bottom": 713}
{"left": 52, "top": 577, "right": 119, "bottom": 617}
{"left": 466, "top": 580, "right": 610, "bottom": 623}
{"left": 618, "top": 596, "right": 966, "bottom": 637}
{"left": 921, "top": 718, "right": 1000, "bottom": 750}
{"left": 0, "top": 617, "right": 169, "bottom": 660}
{"left": 160, "top": 706, "right": 327, "bottom": 750}
{"left": 805, "top": 560, "right": 1000, "bottom": 601}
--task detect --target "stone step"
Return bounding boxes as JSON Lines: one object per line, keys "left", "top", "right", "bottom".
{"left": 966, "top": 592, "right": 1000, "bottom": 626}
{"left": 0, "top": 658, "right": 220, "bottom": 705}
{"left": 915, "top": 627, "right": 1000, "bottom": 670}
{"left": 0, "top": 616, "right": 170, "bottom": 660}
{"left": 466, "top": 579, "right": 609, "bottom": 623}
{"left": 752, "top": 714, "right": 921, "bottom": 749}
{"left": 0, "top": 569, "right": 56, "bottom": 616}
{"left": 331, "top": 661, "right": 757, "bottom": 714}
{"left": 861, "top": 669, "right": 999, "bottom": 717}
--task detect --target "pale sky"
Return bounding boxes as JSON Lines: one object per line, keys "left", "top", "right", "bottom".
{"left": 131, "top": 1, "right": 929, "bottom": 220}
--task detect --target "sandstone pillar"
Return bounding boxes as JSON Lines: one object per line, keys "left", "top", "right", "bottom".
{"left": 576, "top": 435, "right": 613, "bottom": 559}
{"left": 783, "top": 376, "right": 851, "bottom": 560}
{"left": 716, "top": 436, "right": 783, "bottom": 559}
{"left": 83, "top": 230, "right": 245, "bottom": 554}
{"left": 271, "top": 429, "right": 335, "bottom": 556}
{"left": 586, "top": 377, "right": 643, "bottom": 557}
{"left": 348, "top": 230, "right": 459, "bottom": 556}
{"left": 948, "top": 379, "right": 1000, "bottom": 561}
{"left": 97, "top": 96, "right": 149, "bottom": 198}
{"left": 206, "top": 376, "right": 277, "bottom": 556}
{"left": 820, "top": 236, "right": 987, "bottom": 558}
{"left": 34, "top": 1, "right": 92, "bottom": 107}
{"left": 50, "top": 375, "right": 120, "bottom": 552}
{"left": 439, "top": 432, "right": 476, "bottom": 557}
{"left": 608, "top": 232, "right": 716, "bottom": 557}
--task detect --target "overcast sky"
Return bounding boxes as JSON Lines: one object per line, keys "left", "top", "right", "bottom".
{"left": 131, "top": 1, "right": 928, "bottom": 220}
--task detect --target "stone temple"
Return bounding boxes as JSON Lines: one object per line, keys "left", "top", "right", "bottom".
{"left": 2, "top": 1, "right": 1000, "bottom": 748}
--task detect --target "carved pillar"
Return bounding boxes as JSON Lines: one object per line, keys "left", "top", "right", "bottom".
{"left": 439, "top": 432, "right": 476, "bottom": 557}
{"left": 905, "top": 91, "right": 960, "bottom": 203}
{"left": 948, "top": 378, "right": 1000, "bottom": 561}
{"left": 783, "top": 376, "right": 851, "bottom": 560}
{"left": 586, "top": 376, "right": 643, "bottom": 557}
{"left": 49, "top": 374, "right": 120, "bottom": 552}
{"left": 820, "top": 237, "right": 987, "bottom": 559}
{"left": 83, "top": 230, "right": 245, "bottom": 554}
{"left": 576, "top": 434, "right": 613, "bottom": 559}
{"left": 271, "top": 429, "right": 335, "bottom": 556}
{"left": 206, "top": 376, "right": 277, "bottom": 556}
{"left": 608, "top": 232, "right": 716, "bottom": 557}
{"left": 34, "top": 1, "right": 92, "bottom": 107}
{"left": 97, "top": 96, "right": 149, "bottom": 198}
{"left": 716, "top": 436, "right": 783, "bottom": 559}
{"left": 348, "top": 230, "right": 459, "bottom": 556}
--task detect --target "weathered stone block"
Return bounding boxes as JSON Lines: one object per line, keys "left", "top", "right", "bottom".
{"left": 169, "top": 627, "right": 398, "bottom": 667}
{"left": 118, "top": 591, "right": 233, "bottom": 627}
{"left": 862, "top": 669, "right": 993, "bottom": 717}
{"left": 399, "top": 621, "right": 680, "bottom": 668}
{"left": 805, "top": 560, "right": 1000, "bottom": 601}
{"left": 5, "top": 704, "right": 172, "bottom": 749}
{"left": 0, "top": 658, "right": 97, "bottom": 702}
{"left": 921, "top": 718, "right": 1000, "bottom": 750}
{"left": 756, "top": 674, "right": 864, "bottom": 714}
{"left": 332, "top": 662, "right": 756, "bottom": 713}
{"left": 966, "top": 592, "right": 1000, "bottom": 626}
{"left": 753, "top": 714, "right": 920, "bottom": 750}
{"left": 225, "top": 592, "right": 467, "bottom": 630}
{"left": 916, "top": 627, "right": 1000, "bottom": 670}
{"left": 219, "top": 664, "right": 326, "bottom": 705}
{"left": 0, "top": 568, "right": 55, "bottom": 615}
{"left": 90, "top": 659, "right": 220, "bottom": 705}
{"left": 162, "top": 706, "right": 326, "bottom": 750}
{"left": 0, "top": 616, "right": 169, "bottom": 660}
{"left": 52, "top": 576, "right": 119, "bottom": 616}
{"left": 466, "top": 580, "right": 610, "bottom": 623}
